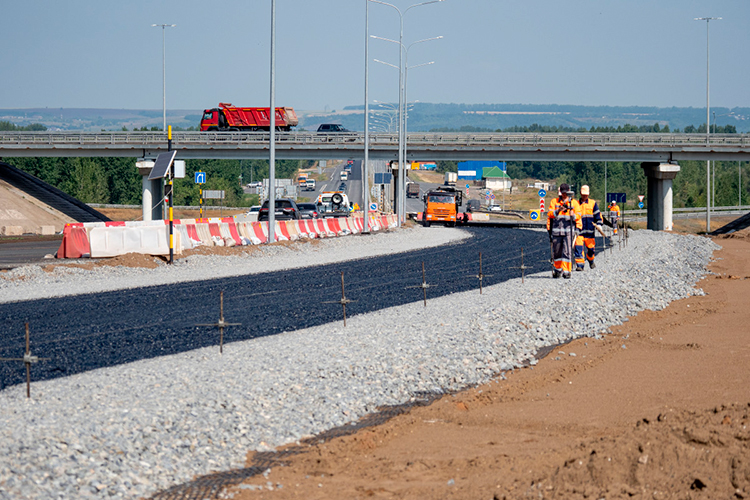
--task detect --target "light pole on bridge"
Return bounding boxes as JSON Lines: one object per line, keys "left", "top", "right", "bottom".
{"left": 151, "top": 24, "right": 176, "bottom": 132}
{"left": 695, "top": 16, "right": 721, "bottom": 233}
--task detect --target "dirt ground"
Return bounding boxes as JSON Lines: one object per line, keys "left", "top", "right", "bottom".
{"left": 226, "top": 231, "right": 750, "bottom": 500}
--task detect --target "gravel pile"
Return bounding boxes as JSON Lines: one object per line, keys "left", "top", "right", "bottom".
{"left": 0, "top": 229, "right": 718, "bottom": 499}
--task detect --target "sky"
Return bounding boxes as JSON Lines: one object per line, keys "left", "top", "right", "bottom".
{"left": 2, "top": 0, "right": 749, "bottom": 112}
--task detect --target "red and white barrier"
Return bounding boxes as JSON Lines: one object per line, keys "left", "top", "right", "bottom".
{"left": 56, "top": 214, "right": 406, "bottom": 259}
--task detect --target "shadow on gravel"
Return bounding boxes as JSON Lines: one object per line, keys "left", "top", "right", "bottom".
{"left": 0, "top": 227, "right": 605, "bottom": 389}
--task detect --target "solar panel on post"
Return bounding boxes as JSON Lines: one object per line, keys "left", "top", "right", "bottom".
{"left": 148, "top": 151, "right": 177, "bottom": 180}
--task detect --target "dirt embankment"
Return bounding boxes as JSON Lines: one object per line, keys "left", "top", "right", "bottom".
{"left": 228, "top": 233, "right": 750, "bottom": 500}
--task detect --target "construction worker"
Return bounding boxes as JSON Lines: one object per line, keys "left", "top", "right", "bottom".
{"left": 608, "top": 200, "right": 621, "bottom": 234}
{"left": 574, "top": 185, "right": 603, "bottom": 270}
{"left": 547, "top": 183, "right": 581, "bottom": 279}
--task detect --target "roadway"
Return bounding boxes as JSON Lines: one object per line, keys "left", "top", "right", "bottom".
{"left": 0, "top": 226, "right": 588, "bottom": 390}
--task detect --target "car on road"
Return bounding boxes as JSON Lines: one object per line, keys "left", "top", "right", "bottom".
{"left": 338, "top": 182, "right": 347, "bottom": 191}
{"left": 258, "top": 199, "right": 301, "bottom": 221}
{"left": 488, "top": 204, "right": 503, "bottom": 212}
{"left": 296, "top": 202, "right": 319, "bottom": 219}
{"left": 466, "top": 200, "right": 481, "bottom": 212}
{"left": 317, "top": 124, "right": 350, "bottom": 133}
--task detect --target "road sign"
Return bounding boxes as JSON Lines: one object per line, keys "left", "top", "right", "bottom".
{"left": 607, "top": 192, "right": 627, "bottom": 204}
{"left": 203, "top": 190, "right": 225, "bottom": 200}
{"left": 374, "top": 172, "right": 393, "bottom": 184}
{"left": 491, "top": 194, "right": 495, "bottom": 200}
{"left": 540, "top": 198, "right": 545, "bottom": 208}
{"left": 538, "top": 189, "right": 547, "bottom": 198}
{"left": 638, "top": 202, "right": 644, "bottom": 209}
{"left": 369, "top": 203, "right": 378, "bottom": 211}
{"left": 529, "top": 210, "right": 540, "bottom": 220}
{"left": 638, "top": 195, "right": 645, "bottom": 202}
{"left": 195, "top": 171, "right": 206, "bottom": 184}
{"left": 466, "top": 183, "right": 470, "bottom": 189}
{"left": 484, "top": 195, "right": 489, "bottom": 200}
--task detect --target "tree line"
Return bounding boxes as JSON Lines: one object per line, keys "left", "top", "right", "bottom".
{"left": 1, "top": 157, "right": 310, "bottom": 207}
{"left": 430, "top": 122, "right": 737, "bottom": 134}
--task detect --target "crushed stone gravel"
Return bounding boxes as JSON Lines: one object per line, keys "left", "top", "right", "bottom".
{"left": 0, "top": 228, "right": 718, "bottom": 500}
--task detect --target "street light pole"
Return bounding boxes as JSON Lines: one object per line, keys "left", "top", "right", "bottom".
{"left": 695, "top": 16, "right": 721, "bottom": 233}
{"left": 152, "top": 24, "right": 176, "bottom": 131}
{"left": 268, "top": 0, "right": 276, "bottom": 243}
{"left": 368, "top": 0, "right": 444, "bottom": 226}
{"left": 363, "top": 0, "right": 371, "bottom": 233}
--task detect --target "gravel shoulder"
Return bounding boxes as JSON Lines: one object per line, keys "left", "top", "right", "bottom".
{"left": 0, "top": 228, "right": 719, "bottom": 500}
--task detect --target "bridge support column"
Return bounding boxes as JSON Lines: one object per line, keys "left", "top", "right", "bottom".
{"left": 136, "top": 160, "right": 164, "bottom": 221}
{"left": 641, "top": 162, "right": 680, "bottom": 231}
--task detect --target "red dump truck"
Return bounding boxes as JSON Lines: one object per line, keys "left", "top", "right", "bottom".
{"left": 200, "top": 103, "right": 298, "bottom": 131}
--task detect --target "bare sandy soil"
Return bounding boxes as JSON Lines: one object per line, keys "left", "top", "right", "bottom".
{"left": 225, "top": 232, "right": 750, "bottom": 500}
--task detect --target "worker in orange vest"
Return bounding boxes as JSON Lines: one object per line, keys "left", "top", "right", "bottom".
{"left": 608, "top": 200, "right": 621, "bottom": 234}
{"left": 547, "top": 183, "right": 581, "bottom": 279}
{"left": 574, "top": 185, "right": 603, "bottom": 270}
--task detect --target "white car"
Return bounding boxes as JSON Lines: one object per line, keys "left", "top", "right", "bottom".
{"left": 488, "top": 204, "right": 503, "bottom": 212}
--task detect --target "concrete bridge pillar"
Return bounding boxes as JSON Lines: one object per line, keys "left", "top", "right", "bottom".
{"left": 641, "top": 162, "right": 680, "bottom": 231}
{"left": 136, "top": 160, "right": 164, "bottom": 221}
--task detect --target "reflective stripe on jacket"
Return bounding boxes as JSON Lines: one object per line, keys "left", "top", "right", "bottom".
{"left": 547, "top": 197, "right": 582, "bottom": 236}
{"left": 577, "top": 198, "right": 602, "bottom": 238}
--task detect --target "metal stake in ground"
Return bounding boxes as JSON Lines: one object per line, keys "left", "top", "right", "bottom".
{"left": 406, "top": 262, "right": 432, "bottom": 307}
{"left": 0, "top": 322, "right": 48, "bottom": 398}
{"left": 196, "top": 291, "right": 241, "bottom": 354}
{"left": 323, "top": 272, "right": 355, "bottom": 326}
{"left": 469, "top": 251, "right": 493, "bottom": 294}
{"left": 508, "top": 247, "right": 531, "bottom": 284}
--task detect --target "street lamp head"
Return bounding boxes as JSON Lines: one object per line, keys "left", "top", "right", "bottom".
{"left": 694, "top": 17, "right": 722, "bottom": 21}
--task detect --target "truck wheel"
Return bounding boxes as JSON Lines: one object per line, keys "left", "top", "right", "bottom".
{"left": 423, "top": 221, "right": 431, "bottom": 228}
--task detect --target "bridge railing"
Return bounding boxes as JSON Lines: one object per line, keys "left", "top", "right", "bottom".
{"left": 1, "top": 131, "right": 749, "bottom": 148}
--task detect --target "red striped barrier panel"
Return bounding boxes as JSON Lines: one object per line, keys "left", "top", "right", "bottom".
{"left": 327, "top": 217, "right": 343, "bottom": 234}
{"left": 251, "top": 222, "right": 268, "bottom": 244}
{"left": 221, "top": 218, "right": 244, "bottom": 246}
{"left": 276, "top": 221, "right": 291, "bottom": 241}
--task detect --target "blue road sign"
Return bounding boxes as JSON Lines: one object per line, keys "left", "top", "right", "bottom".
{"left": 491, "top": 194, "right": 495, "bottom": 200}
{"left": 607, "top": 192, "right": 626, "bottom": 204}
{"left": 530, "top": 211, "right": 539, "bottom": 220}
{"left": 538, "top": 189, "right": 547, "bottom": 198}
{"left": 369, "top": 203, "right": 378, "bottom": 211}
{"left": 195, "top": 171, "right": 206, "bottom": 184}
{"left": 638, "top": 202, "right": 644, "bottom": 209}
{"left": 465, "top": 183, "right": 470, "bottom": 189}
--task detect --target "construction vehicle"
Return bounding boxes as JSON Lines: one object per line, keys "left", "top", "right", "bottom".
{"left": 444, "top": 172, "right": 457, "bottom": 185}
{"left": 406, "top": 182, "right": 420, "bottom": 198}
{"left": 297, "top": 172, "right": 309, "bottom": 189}
{"left": 316, "top": 191, "right": 351, "bottom": 218}
{"left": 200, "top": 103, "right": 298, "bottom": 131}
{"left": 422, "top": 186, "right": 463, "bottom": 227}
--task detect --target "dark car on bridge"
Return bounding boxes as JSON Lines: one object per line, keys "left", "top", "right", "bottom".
{"left": 317, "top": 124, "right": 350, "bottom": 133}
{"left": 258, "top": 199, "right": 301, "bottom": 221}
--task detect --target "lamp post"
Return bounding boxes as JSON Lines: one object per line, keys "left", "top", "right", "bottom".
{"left": 695, "top": 16, "right": 721, "bottom": 233}
{"left": 368, "top": 0, "right": 444, "bottom": 225}
{"left": 268, "top": 0, "right": 277, "bottom": 243}
{"left": 152, "top": 24, "right": 176, "bottom": 132}
{"left": 363, "top": 0, "right": 371, "bottom": 233}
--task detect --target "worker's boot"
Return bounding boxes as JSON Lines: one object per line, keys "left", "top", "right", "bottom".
{"left": 575, "top": 265, "right": 584, "bottom": 272}
{"left": 589, "top": 260, "right": 596, "bottom": 269}
{"left": 552, "top": 270, "right": 561, "bottom": 279}
{"left": 563, "top": 272, "right": 571, "bottom": 279}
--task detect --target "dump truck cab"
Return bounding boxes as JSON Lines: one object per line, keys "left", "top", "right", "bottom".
{"left": 422, "top": 186, "right": 463, "bottom": 227}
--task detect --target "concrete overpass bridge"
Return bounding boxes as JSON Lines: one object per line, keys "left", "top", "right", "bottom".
{"left": 2, "top": 131, "right": 750, "bottom": 230}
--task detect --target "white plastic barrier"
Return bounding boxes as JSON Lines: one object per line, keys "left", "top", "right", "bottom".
{"left": 175, "top": 224, "right": 195, "bottom": 251}
{"left": 88, "top": 225, "right": 170, "bottom": 258}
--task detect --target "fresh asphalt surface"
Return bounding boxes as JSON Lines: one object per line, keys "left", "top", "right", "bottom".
{"left": 0, "top": 227, "right": 604, "bottom": 389}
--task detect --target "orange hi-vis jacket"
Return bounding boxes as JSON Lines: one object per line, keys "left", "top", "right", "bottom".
{"left": 547, "top": 197, "right": 582, "bottom": 237}
{"left": 577, "top": 198, "right": 603, "bottom": 238}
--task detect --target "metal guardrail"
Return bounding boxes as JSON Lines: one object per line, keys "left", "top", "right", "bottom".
{"left": 623, "top": 205, "right": 750, "bottom": 216}
{"left": 2, "top": 131, "right": 750, "bottom": 148}
{"left": 2, "top": 132, "right": 749, "bottom": 161}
